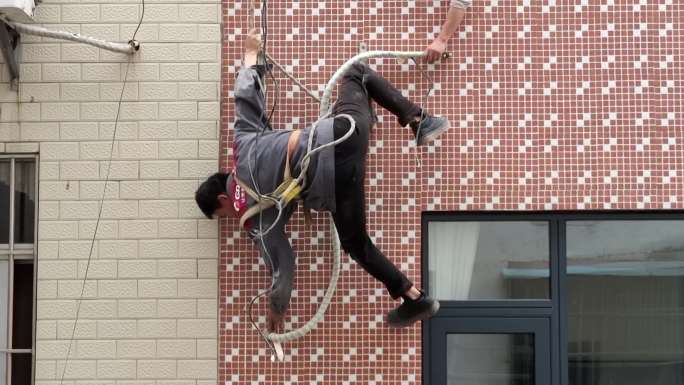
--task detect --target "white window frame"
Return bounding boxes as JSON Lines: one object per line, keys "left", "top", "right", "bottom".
{"left": 0, "top": 154, "right": 38, "bottom": 385}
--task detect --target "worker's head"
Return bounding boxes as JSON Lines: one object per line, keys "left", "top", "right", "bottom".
{"left": 195, "top": 172, "right": 232, "bottom": 218}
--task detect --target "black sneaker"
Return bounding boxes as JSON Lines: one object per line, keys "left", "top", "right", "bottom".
{"left": 387, "top": 292, "right": 440, "bottom": 328}
{"left": 411, "top": 114, "right": 451, "bottom": 146}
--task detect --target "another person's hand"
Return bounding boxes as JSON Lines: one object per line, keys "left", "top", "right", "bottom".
{"left": 267, "top": 308, "right": 285, "bottom": 333}
{"left": 425, "top": 38, "right": 447, "bottom": 64}
{"left": 245, "top": 28, "right": 262, "bottom": 54}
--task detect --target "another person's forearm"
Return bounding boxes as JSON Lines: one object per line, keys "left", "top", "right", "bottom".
{"left": 425, "top": 2, "right": 469, "bottom": 63}
{"left": 436, "top": 5, "right": 467, "bottom": 44}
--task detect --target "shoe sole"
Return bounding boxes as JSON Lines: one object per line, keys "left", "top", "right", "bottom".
{"left": 418, "top": 120, "right": 450, "bottom": 146}
{"left": 387, "top": 299, "right": 441, "bottom": 329}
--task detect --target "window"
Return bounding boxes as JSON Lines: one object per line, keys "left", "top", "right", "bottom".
{"left": 446, "top": 333, "right": 535, "bottom": 383}
{"left": 428, "top": 221, "right": 550, "bottom": 300}
{"left": 424, "top": 213, "right": 684, "bottom": 385}
{"left": 0, "top": 156, "right": 37, "bottom": 385}
{"left": 566, "top": 220, "right": 684, "bottom": 385}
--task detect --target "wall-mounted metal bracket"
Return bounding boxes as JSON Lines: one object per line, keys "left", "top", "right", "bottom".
{"left": 0, "top": 21, "right": 20, "bottom": 90}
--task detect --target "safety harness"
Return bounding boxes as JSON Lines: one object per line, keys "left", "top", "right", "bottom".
{"left": 233, "top": 129, "right": 304, "bottom": 229}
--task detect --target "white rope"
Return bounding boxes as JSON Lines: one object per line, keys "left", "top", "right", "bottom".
{"left": 8, "top": 22, "right": 139, "bottom": 54}
{"left": 265, "top": 115, "right": 355, "bottom": 345}
{"left": 320, "top": 50, "right": 427, "bottom": 115}
{"left": 266, "top": 213, "right": 341, "bottom": 344}
{"left": 265, "top": 51, "right": 428, "bottom": 347}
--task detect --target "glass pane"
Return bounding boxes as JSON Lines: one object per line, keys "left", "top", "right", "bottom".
{"left": 13, "top": 160, "right": 35, "bottom": 244}
{"left": 0, "top": 353, "right": 5, "bottom": 385}
{"left": 428, "top": 221, "right": 549, "bottom": 300}
{"left": 567, "top": 221, "right": 684, "bottom": 385}
{"left": 11, "top": 353, "right": 31, "bottom": 385}
{"left": 12, "top": 262, "right": 33, "bottom": 350}
{"left": 447, "top": 333, "right": 535, "bottom": 385}
{"left": 0, "top": 160, "right": 9, "bottom": 244}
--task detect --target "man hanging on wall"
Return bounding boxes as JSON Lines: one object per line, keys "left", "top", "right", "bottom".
{"left": 425, "top": 0, "right": 471, "bottom": 63}
{"left": 196, "top": 29, "right": 449, "bottom": 333}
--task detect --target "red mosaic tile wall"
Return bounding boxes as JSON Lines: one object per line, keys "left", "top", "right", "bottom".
{"left": 220, "top": 1, "right": 683, "bottom": 384}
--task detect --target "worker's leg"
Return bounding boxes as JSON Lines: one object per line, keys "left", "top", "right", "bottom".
{"left": 331, "top": 150, "right": 440, "bottom": 327}
{"left": 332, "top": 63, "right": 422, "bottom": 127}
{"left": 330, "top": 64, "right": 375, "bottom": 162}
{"left": 355, "top": 63, "right": 424, "bottom": 127}
{"left": 331, "top": 155, "right": 413, "bottom": 300}
{"left": 331, "top": 63, "right": 376, "bottom": 119}
{"left": 332, "top": 63, "right": 449, "bottom": 147}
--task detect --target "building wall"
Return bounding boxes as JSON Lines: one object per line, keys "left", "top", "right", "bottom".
{"left": 0, "top": 0, "right": 221, "bottom": 383}
{"left": 220, "top": 1, "right": 683, "bottom": 384}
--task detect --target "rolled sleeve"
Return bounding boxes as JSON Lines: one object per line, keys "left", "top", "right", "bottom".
{"left": 450, "top": 0, "right": 471, "bottom": 9}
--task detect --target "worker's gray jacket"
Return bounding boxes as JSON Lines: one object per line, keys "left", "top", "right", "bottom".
{"left": 228, "top": 65, "right": 336, "bottom": 314}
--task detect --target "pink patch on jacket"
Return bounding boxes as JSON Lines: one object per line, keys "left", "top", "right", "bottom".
{"left": 229, "top": 143, "right": 250, "bottom": 229}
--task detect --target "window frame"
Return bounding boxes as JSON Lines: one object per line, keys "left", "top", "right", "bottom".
{"left": 422, "top": 210, "right": 684, "bottom": 385}
{"left": 0, "top": 154, "right": 38, "bottom": 385}
{"left": 430, "top": 316, "right": 551, "bottom": 385}
{"left": 422, "top": 213, "right": 559, "bottom": 308}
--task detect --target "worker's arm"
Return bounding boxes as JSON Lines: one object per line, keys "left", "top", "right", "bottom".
{"left": 243, "top": 28, "right": 260, "bottom": 67}
{"left": 425, "top": 0, "right": 470, "bottom": 63}
{"left": 251, "top": 208, "right": 297, "bottom": 333}
{"left": 234, "top": 29, "right": 270, "bottom": 133}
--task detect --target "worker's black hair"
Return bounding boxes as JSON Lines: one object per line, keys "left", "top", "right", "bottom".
{"left": 195, "top": 172, "right": 230, "bottom": 219}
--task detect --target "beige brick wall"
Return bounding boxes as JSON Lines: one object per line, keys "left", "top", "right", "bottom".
{"left": 0, "top": 1, "right": 220, "bottom": 383}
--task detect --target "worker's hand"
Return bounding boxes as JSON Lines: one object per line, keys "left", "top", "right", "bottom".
{"left": 267, "top": 308, "right": 285, "bottom": 333}
{"left": 425, "top": 38, "right": 447, "bottom": 64}
{"left": 245, "top": 28, "right": 262, "bottom": 54}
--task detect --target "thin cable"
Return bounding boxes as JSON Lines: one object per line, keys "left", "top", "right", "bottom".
{"left": 243, "top": 4, "right": 272, "bottom": 291}
{"left": 266, "top": 52, "right": 320, "bottom": 102}
{"left": 411, "top": 57, "right": 436, "bottom": 166}
{"left": 246, "top": 290, "right": 278, "bottom": 357}
{"left": 60, "top": 56, "right": 133, "bottom": 384}
{"left": 248, "top": 0, "right": 283, "bottom": 311}
{"left": 243, "top": 0, "right": 271, "bottom": 268}
{"left": 244, "top": 0, "right": 281, "bottom": 355}
{"left": 255, "top": 0, "right": 274, "bottom": 304}
{"left": 261, "top": 0, "right": 279, "bottom": 127}
{"left": 131, "top": 0, "right": 145, "bottom": 42}
{"left": 248, "top": 0, "right": 255, "bottom": 31}
{"left": 59, "top": 1, "right": 143, "bottom": 383}
{"left": 249, "top": 0, "right": 317, "bottom": 102}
